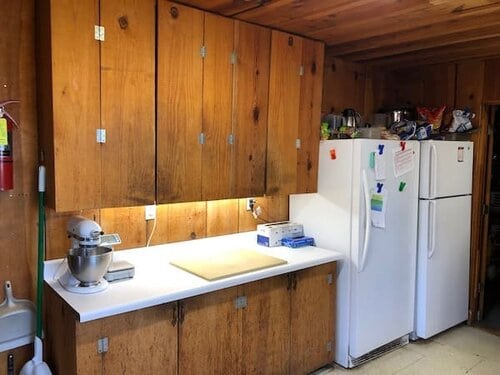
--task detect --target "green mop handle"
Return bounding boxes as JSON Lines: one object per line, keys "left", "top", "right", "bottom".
{"left": 36, "top": 166, "right": 46, "bottom": 339}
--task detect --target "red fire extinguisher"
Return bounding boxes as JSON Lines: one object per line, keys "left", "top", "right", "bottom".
{"left": 0, "top": 100, "right": 20, "bottom": 191}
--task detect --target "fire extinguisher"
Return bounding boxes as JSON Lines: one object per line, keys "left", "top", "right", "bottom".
{"left": 0, "top": 100, "right": 20, "bottom": 191}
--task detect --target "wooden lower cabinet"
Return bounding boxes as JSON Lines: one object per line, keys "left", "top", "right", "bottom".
{"left": 45, "top": 287, "right": 177, "bottom": 375}
{"left": 45, "top": 262, "right": 336, "bottom": 375}
{"left": 178, "top": 286, "right": 241, "bottom": 374}
{"left": 290, "top": 263, "right": 336, "bottom": 375}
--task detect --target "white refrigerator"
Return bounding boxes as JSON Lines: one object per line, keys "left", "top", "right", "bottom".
{"left": 414, "top": 140, "right": 473, "bottom": 339}
{"left": 290, "top": 139, "right": 420, "bottom": 368}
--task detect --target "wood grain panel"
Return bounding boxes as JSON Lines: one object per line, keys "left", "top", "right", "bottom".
{"left": 100, "top": 304, "right": 177, "bottom": 374}
{"left": 157, "top": 1, "right": 203, "bottom": 203}
{"left": 232, "top": 21, "right": 270, "bottom": 198}
{"left": 484, "top": 58, "right": 500, "bottom": 102}
{"left": 150, "top": 201, "right": 207, "bottom": 245}
{"left": 266, "top": 30, "right": 302, "bottom": 195}
{"left": 100, "top": 0, "right": 155, "bottom": 208}
{"left": 322, "top": 54, "right": 366, "bottom": 114}
{"left": 242, "top": 275, "right": 290, "bottom": 375}
{"left": 100, "top": 206, "right": 146, "bottom": 249}
{"left": 237, "top": 195, "right": 290, "bottom": 232}
{"left": 455, "top": 60, "right": 486, "bottom": 322}
{"left": 179, "top": 287, "right": 241, "bottom": 375}
{"left": 201, "top": 13, "right": 234, "bottom": 201}
{"left": 290, "top": 262, "right": 336, "bottom": 374}
{"left": 45, "top": 0, "right": 101, "bottom": 211}
{"left": 0, "top": 0, "right": 37, "bottom": 305}
{"left": 297, "top": 39, "right": 324, "bottom": 193}
{"left": 206, "top": 199, "right": 239, "bottom": 237}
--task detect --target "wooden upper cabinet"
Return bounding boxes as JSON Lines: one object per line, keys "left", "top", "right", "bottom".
{"left": 100, "top": 0, "right": 156, "bottom": 208}
{"left": 266, "top": 31, "right": 324, "bottom": 196}
{"left": 266, "top": 31, "right": 303, "bottom": 196}
{"left": 297, "top": 39, "right": 324, "bottom": 194}
{"left": 232, "top": 21, "right": 270, "bottom": 198}
{"left": 37, "top": 0, "right": 155, "bottom": 211}
{"left": 37, "top": 0, "right": 101, "bottom": 211}
{"left": 201, "top": 14, "right": 234, "bottom": 201}
{"left": 157, "top": 2, "right": 203, "bottom": 203}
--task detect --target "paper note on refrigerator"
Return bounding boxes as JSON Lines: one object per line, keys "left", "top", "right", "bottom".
{"left": 393, "top": 146, "right": 415, "bottom": 177}
{"left": 374, "top": 151, "right": 386, "bottom": 180}
{"left": 370, "top": 190, "right": 386, "bottom": 228}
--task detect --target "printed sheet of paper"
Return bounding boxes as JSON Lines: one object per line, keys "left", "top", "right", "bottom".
{"left": 374, "top": 151, "right": 386, "bottom": 180}
{"left": 370, "top": 190, "right": 386, "bottom": 228}
{"left": 393, "top": 146, "right": 415, "bottom": 177}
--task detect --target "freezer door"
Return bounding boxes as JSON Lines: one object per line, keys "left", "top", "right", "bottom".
{"left": 349, "top": 140, "right": 419, "bottom": 359}
{"left": 415, "top": 196, "right": 471, "bottom": 338}
{"left": 419, "top": 141, "right": 473, "bottom": 199}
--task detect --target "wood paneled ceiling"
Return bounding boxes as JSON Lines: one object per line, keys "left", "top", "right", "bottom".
{"left": 175, "top": 0, "right": 500, "bottom": 67}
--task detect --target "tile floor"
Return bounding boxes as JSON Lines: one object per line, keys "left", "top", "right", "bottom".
{"left": 315, "top": 325, "right": 500, "bottom": 374}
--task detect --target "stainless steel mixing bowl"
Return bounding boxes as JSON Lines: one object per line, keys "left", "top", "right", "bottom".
{"left": 67, "top": 246, "right": 113, "bottom": 286}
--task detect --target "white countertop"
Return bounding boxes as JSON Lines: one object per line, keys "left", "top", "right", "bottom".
{"left": 44, "top": 231, "right": 343, "bottom": 323}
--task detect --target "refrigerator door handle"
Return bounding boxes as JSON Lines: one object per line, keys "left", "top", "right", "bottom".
{"left": 359, "top": 169, "right": 372, "bottom": 272}
{"left": 429, "top": 144, "right": 438, "bottom": 198}
{"left": 428, "top": 201, "right": 437, "bottom": 259}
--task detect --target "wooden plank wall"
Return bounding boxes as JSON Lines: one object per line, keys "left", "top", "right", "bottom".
{"left": 322, "top": 52, "right": 366, "bottom": 116}
{"left": 0, "top": 0, "right": 38, "bottom": 371}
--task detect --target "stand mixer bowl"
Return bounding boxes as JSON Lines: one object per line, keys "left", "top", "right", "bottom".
{"left": 67, "top": 246, "right": 113, "bottom": 287}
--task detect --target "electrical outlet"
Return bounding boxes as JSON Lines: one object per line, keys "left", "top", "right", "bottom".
{"left": 246, "top": 198, "right": 256, "bottom": 211}
{"left": 145, "top": 205, "right": 156, "bottom": 220}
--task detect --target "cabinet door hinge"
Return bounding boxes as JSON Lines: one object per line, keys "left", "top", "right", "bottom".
{"left": 200, "top": 46, "right": 207, "bottom": 58}
{"left": 94, "top": 25, "right": 105, "bottom": 41}
{"left": 96, "top": 129, "right": 106, "bottom": 144}
{"left": 230, "top": 51, "right": 237, "bottom": 65}
{"left": 299, "top": 65, "right": 305, "bottom": 76}
{"left": 327, "top": 273, "right": 333, "bottom": 285}
{"left": 234, "top": 295, "right": 247, "bottom": 309}
{"left": 295, "top": 138, "right": 301, "bottom": 149}
{"left": 97, "top": 337, "right": 109, "bottom": 354}
{"left": 228, "top": 133, "right": 234, "bottom": 145}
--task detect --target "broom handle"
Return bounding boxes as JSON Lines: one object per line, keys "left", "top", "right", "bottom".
{"left": 36, "top": 166, "right": 46, "bottom": 338}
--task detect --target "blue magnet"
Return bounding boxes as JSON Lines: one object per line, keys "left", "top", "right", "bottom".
{"left": 376, "top": 183, "right": 383, "bottom": 193}
{"left": 378, "top": 144, "right": 384, "bottom": 155}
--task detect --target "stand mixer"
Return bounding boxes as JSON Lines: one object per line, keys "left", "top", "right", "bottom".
{"left": 58, "top": 216, "right": 121, "bottom": 293}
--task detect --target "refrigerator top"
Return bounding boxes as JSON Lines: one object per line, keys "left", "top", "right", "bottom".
{"left": 419, "top": 140, "right": 473, "bottom": 199}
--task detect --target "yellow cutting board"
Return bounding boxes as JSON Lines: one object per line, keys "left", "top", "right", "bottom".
{"left": 169, "top": 248, "right": 287, "bottom": 281}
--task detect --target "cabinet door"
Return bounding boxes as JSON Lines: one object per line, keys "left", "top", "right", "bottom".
{"left": 100, "top": 0, "right": 155, "bottom": 207}
{"left": 296, "top": 39, "right": 324, "bottom": 194}
{"left": 266, "top": 30, "right": 303, "bottom": 195}
{"left": 290, "top": 262, "right": 336, "bottom": 375}
{"left": 232, "top": 21, "right": 270, "bottom": 198}
{"left": 201, "top": 14, "right": 234, "bottom": 201}
{"left": 242, "top": 275, "right": 290, "bottom": 375}
{"left": 178, "top": 287, "right": 241, "bottom": 375}
{"left": 157, "top": 1, "right": 203, "bottom": 203}
{"left": 40, "top": 0, "right": 101, "bottom": 211}
{"left": 75, "top": 304, "right": 178, "bottom": 375}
